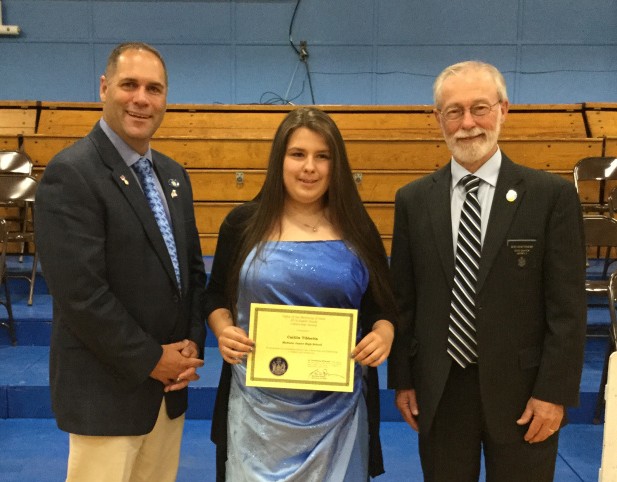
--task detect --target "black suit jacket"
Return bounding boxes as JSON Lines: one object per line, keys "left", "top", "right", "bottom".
{"left": 35, "top": 123, "right": 206, "bottom": 436}
{"left": 388, "top": 154, "right": 587, "bottom": 444}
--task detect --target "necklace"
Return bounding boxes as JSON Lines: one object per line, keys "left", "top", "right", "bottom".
{"left": 296, "top": 212, "right": 326, "bottom": 232}
{"left": 301, "top": 217, "right": 323, "bottom": 232}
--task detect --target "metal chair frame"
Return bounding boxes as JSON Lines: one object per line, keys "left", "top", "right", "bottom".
{"left": 574, "top": 156, "right": 617, "bottom": 214}
{"left": 0, "top": 218, "right": 16, "bottom": 344}
{"left": 575, "top": 158, "right": 617, "bottom": 278}
{"left": 0, "top": 174, "right": 39, "bottom": 305}
{"left": 0, "top": 150, "right": 33, "bottom": 175}
{"left": 584, "top": 215, "right": 617, "bottom": 423}
{"left": 0, "top": 151, "right": 34, "bottom": 263}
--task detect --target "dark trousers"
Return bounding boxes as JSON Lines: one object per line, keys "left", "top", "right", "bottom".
{"left": 418, "top": 364, "right": 559, "bottom": 482}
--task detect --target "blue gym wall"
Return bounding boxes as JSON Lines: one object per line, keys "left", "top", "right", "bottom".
{"left": 0, "top": 0, "right": 616, "bottom": 105}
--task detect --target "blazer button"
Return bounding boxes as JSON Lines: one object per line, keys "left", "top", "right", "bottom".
{"left": 173, "top": 295, "right": 179, "bottom": 303}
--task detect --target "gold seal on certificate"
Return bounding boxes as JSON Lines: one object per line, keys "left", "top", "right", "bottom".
{"left": 246, "top": 303, "right": 358, "bottom": 392}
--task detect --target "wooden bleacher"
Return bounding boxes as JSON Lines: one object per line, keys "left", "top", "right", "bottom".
{"left": 606, "top": 139, "right": 617, "bottom": 157}
{"left": 4, "top": 101, "right": 612, "bottom": 255}
{"left": 0, "top": 101, "right": 38, "bottom": 136}
{"left": 578, "top": 103, "right": 617, "bottom": 211}
{"left": 0, "top": 101, "right": 38, "bottom": 151}
{"left": 586, "top": 103, "right": 617, "bottom": 158}
{"left": 585, "top": 103, "right": 617, "bottom": 138}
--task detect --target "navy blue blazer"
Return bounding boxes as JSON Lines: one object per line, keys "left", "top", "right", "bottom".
{"left": 35, "top": 123, "right": 206, "bottom": 436}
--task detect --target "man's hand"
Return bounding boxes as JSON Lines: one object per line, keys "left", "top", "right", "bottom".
{"left": 178, "top": 339, "right": 200, "bottom": 361}
{"left": 150, "top": 339, "right": 204, "bottom": 392}
{"left": 395, "top": 389, "right": 420, "bottom": 431}
{"left": 516, "top": 397, "right": 564, "bottom": 443}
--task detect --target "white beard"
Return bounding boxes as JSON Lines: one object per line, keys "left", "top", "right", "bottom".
{"left": 444, "top": 112, "right": 502, "bottom": 167}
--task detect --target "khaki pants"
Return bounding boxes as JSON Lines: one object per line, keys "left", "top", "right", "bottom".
{"left": 66, "top": 399, "right": 185, "bottom": 482}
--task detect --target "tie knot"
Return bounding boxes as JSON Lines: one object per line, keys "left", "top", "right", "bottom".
{"left": 133, "top": 156, "right": 152, "bottom": 174}
{"left": 461, "top": 175, "right": 480, "bottom": 194}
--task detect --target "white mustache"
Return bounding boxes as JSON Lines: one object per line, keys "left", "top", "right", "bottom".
{"left": 454, "top": 128, "right": 485, "bottom": 140}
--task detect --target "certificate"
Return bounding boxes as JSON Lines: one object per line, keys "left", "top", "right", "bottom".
{"left": 246, "top": 303, "right": 358, "bottom": 392}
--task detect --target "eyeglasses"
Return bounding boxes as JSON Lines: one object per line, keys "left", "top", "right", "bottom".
{"left": 437, "top": 100, "right": 502, "bottom": 122}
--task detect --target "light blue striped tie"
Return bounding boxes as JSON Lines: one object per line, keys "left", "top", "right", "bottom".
{"left": 132, "top": 157, "right": 181, "bottom": 288}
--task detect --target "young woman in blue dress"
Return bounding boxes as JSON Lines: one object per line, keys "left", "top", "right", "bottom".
{"left": 205, "top": 107, "right": 397, "bottom": 481}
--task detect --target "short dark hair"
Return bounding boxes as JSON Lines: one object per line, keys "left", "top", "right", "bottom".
{"left": 105, "top": 42, "right": 168, "bottom": 85}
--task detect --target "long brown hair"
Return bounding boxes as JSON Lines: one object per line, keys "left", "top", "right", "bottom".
{"left": 227, "top": 107, "right": 396, "bottom": 321}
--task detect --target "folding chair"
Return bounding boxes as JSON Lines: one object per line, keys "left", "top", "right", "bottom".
{"left": 0, "top": 218, "right": 16, "bottom": 345}
{"left": 0, "top": 151, "right": 34, "bottom": 262}
{"left": 575, "top": 157, "right": 617, "bottom": 278}
{"left": 583, "top": 215, "right": 617, "bottom": 422}
{"left": 0, "top": 150, "right": 33, "bottom": 175}
{"left": 0, "top": 174, "right": 39, "bottom": 305}
{"left": 574, "top": 157, "right": 617, "bottom": 214}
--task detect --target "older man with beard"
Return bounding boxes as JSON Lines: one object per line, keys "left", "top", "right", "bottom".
{"left": 388, "top": 60, "right": 587, "bottom": 482}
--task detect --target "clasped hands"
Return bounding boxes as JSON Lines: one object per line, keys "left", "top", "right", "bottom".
{"left": 150, "top": 339, "right": 204, "bottom": 392}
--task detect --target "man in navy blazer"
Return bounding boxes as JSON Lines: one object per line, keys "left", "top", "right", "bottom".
{"left": 35, "top": 43, "right": 206, "bottom": 481}
{"left": 388, "top": 61, "right": 586, "bottom": 481}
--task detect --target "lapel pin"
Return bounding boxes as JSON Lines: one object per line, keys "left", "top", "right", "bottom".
{"left": 120, "top": 175, "right": 129, "bottom": 186}
{"left": 171, "top": 189, "right": 178, "bottom": 198}
{"left": 506, "top": 189, "right": 517, "bottom": 202}
{"left": 169, "top": 179, "right": 180, "bottom": 188}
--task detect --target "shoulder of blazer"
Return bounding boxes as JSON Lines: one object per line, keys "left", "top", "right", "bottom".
{"left": 500, "top": 151, "right": 572, "bottom": 191}
{"left": 86, "top": 122, "right": 117, "bottom": 162}
{"left": 51, "top": 122, "right": 124, "bottom": 175}
{"left": 48, "top": 126, "right": 100, "bottom": 163}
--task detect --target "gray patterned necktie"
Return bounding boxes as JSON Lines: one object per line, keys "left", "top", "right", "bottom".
{"left": 132, "top": 157, "right": 181, "bottom": 288}
{"left": 448, "top": 174, "right": 481, "bottom": 368}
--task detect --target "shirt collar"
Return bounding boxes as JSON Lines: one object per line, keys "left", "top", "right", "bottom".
{"left": 451, "top": 147, "right": 502, "bottom": 190}
{"left": 100, "top": 118, "right": 153, "bottom": 168}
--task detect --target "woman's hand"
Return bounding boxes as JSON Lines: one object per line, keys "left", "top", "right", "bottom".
{"left": 351, "top": 319, "right": 394, "bottom": 367}
{"left": 217, "top": 325, "right": 254, "bottom": 364}
{"left": 208, "top": 308, "right": 254, "bottom": 364}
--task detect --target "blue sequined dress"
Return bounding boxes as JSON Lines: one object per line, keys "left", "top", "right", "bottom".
{"left": 226, "top": 240, "right": 370, "bottom": 482}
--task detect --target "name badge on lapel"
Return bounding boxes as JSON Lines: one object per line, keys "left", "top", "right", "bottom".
{"left": 507, "top": 239, "right": 536, "bottom": 268}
